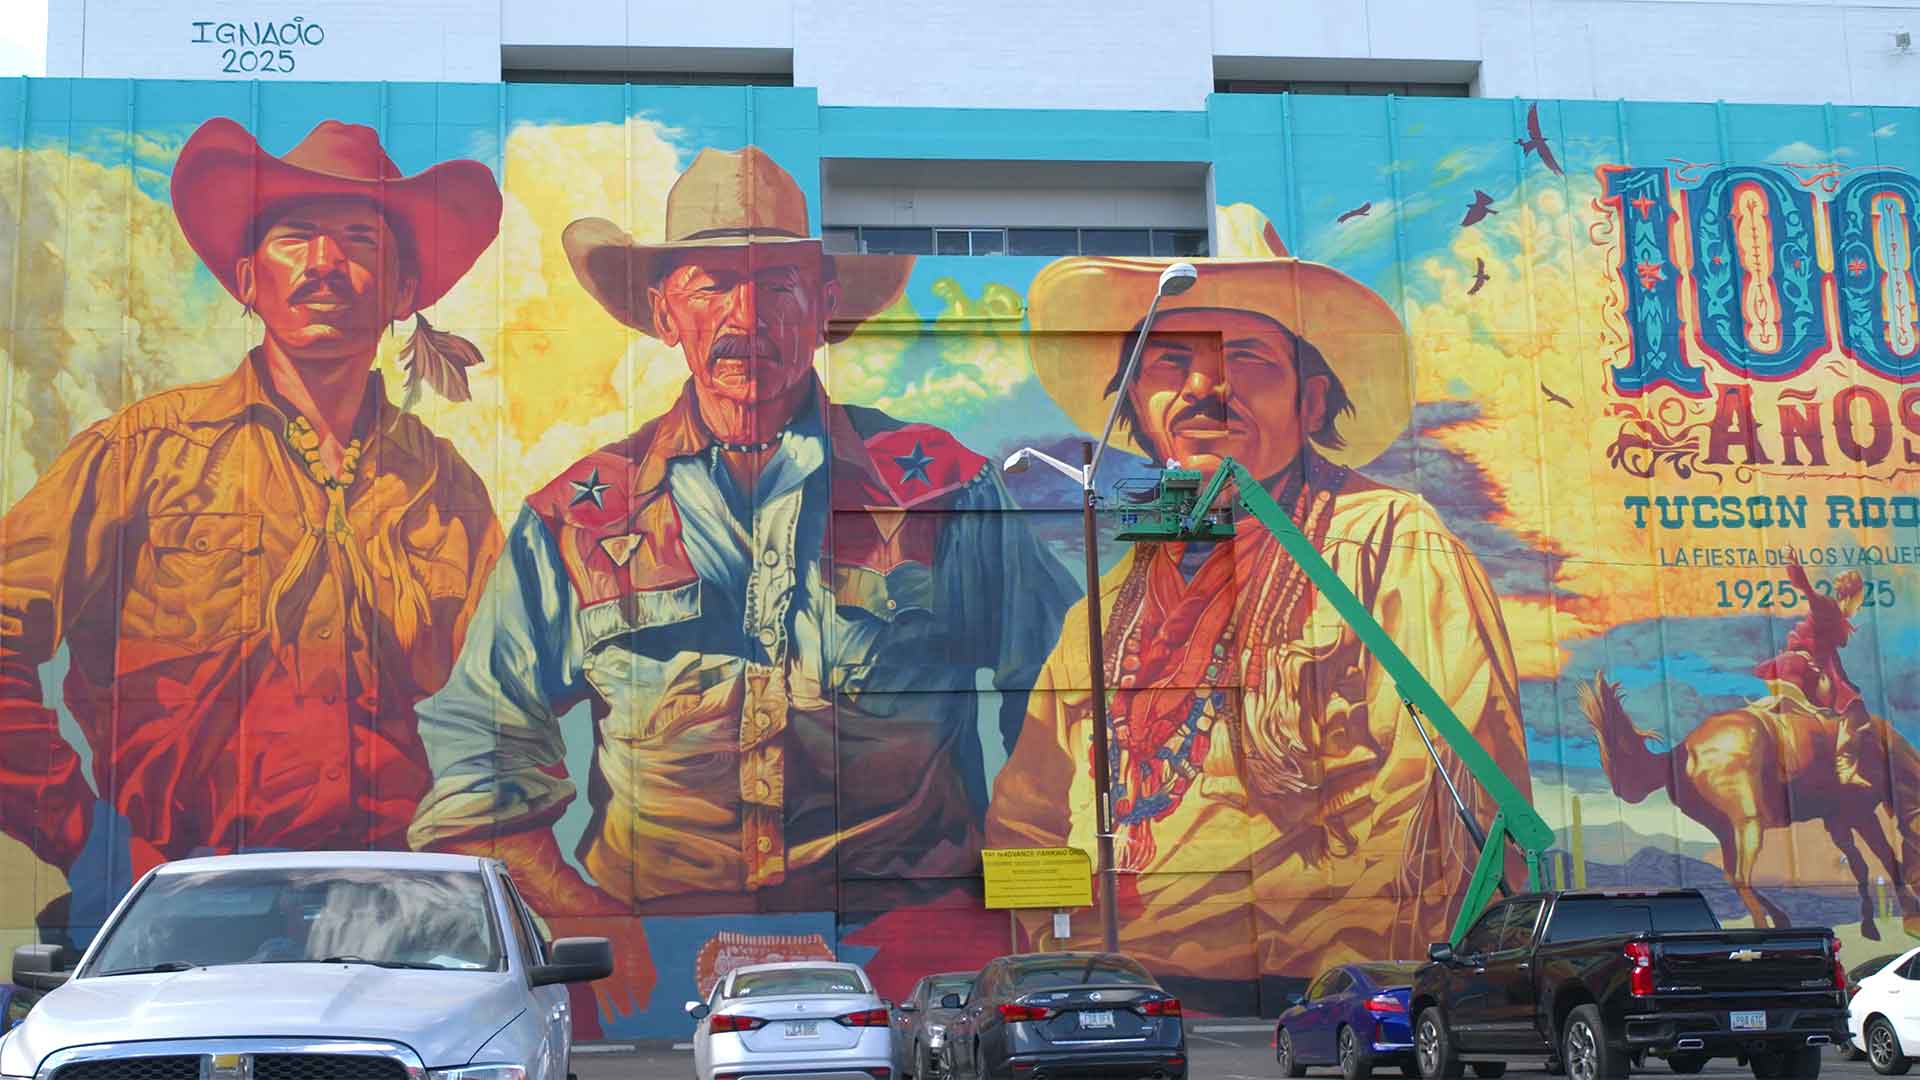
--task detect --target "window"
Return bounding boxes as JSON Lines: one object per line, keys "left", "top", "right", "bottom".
{"left": 1214, "top": 79, "right": 1469, "bottom": 97}
{"left": 1496, "top": 899, "right": 1545, "bottom": 952}
{"left": 1895, "top": 954, "right": 1920, "bottom": 981}
{"left": 1312, "top": 970, "right": 1352, "bottom": 999}
{"left": 1542, "top": 895, "right": 1721, "bottom": 944}
{"left": 1459, "top": 905, "right": 1509, "bottom": 957}
{"left": 1007, "top": 954, "right": 1156, "bottom": 990}
{"left": 825, "top": 225, "right": 1208, "bottom": 257}
{"left": 497, "top": 872, "right": 547, "bottom": 967}
{"left": 929, "top": 974, "right": 974, "bottom": 1006}
{"left": 729, "top": 966, "right": 870, "bottom": 997}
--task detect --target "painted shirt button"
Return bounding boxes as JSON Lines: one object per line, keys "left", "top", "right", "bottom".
{"left": 325, "top": 766, "right": 343, "bottom": 780}
{"left": 318, "top": 628, "right": 332, "bottom": 639}
{"left": 193, "top": 537, "right": 210, "bottom": 551}
{"left": 885, "top": 598, "right": 898, "bottom": 610}
{"left": 757, "top": 627, "right": 777, "bottom": 647}
{"left": 756, "top": 836, "right": 773, "bottom": 853}
{"left": 323, "top": 694, "right": 336, "bottom": 705}
{"left": 762, "top": 549, "right": 781, "bottom": 567}
{"left": 755, "top": 779, "right": 772, "bottom": 798}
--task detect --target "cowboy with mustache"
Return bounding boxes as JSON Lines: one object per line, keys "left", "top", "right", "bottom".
{"left": 408, "top": 147, "right": 1075, "bottom": 1018}
{"left": 0, "top": 118, "right": 502, "bottom": 939}
{"left": 986, "top": 250, "right": 1531, "bottom": 1008}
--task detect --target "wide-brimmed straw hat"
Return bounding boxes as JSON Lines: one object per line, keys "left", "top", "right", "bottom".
{"left": 1027, "top": 252, "right": 1412, "bottom": 469}
{"left": 562, "top": 146, "right": 912, "bottom": 343}
{"left": 170, "top": 117, "right": 502, "bottom": 312}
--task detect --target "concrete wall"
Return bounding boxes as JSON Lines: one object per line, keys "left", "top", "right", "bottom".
{"left": 46, "top": 0, "right": 1920, "bottom": 107}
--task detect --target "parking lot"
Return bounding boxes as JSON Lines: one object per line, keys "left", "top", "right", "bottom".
{"left": 572, "top": 1027, "right": 1871, "bottom": 1079}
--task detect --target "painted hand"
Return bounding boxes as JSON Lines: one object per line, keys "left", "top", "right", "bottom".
{"left": 548, "top": 909, "right": 655, "bottom": 1026}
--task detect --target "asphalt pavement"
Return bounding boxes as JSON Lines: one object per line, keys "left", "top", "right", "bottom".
{"left": 570, "top": 1026, "right": 1871, "bottom": 1079}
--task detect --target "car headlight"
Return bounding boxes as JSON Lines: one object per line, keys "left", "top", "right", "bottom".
{"left": 927, "top": 1024, "right": 946, "bottom": 1046}
{"left": 429, "top": 1066, "right": 525, "bottom": 1080}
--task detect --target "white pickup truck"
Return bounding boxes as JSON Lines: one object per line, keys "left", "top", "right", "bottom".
{"left": 0, "top": 852, "right": 612, "bottom": 1080}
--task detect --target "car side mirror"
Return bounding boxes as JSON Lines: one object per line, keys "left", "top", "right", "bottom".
{"left": 1428, "top": 942, "right": 1455, "bottom": 964}
{"left": 898, "top": 1000, "right": 917, "bottom": 1013}
{"left": 1287, "top": 992, "right": 1304, "bottom": 1006}
{"left": 941, "top": 993, "right": 963, "bottom": 1009}
{"left": 530, "top": 937, "right": 613, "bottom": 986}
{"left": 686, "top": 1001, "right": 711, "bottom": 1021}
{"left": 13, "top": 944, "right": 74, "bottom": 992}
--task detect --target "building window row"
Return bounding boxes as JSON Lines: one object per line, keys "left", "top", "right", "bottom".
{"left": 1214, "top": 79, "right": 1470, "bottom": 97}
{"left": 822, "top": 225, "right": 1209, "bottom": 257}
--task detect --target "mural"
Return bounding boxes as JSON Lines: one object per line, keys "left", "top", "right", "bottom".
{"left": 1, "top": 82, "right": 1919, "bottom": 1032}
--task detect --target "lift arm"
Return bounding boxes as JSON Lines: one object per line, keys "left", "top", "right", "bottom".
{"left": 1112, "top": 461, "right": 1555, "bottom": 945}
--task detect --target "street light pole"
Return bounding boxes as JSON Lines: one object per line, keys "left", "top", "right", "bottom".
{"left": 1079, "top": 439, "right": 1122, "bottom": 955}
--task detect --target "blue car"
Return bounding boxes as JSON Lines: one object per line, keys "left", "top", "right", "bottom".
{"left": 1276, "top": 962, "right": 1443, "bottom": 1080}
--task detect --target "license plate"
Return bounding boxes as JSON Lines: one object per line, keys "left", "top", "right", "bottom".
{"left": 784, "top": 1021, "right": 819, "bottom": 1038}
{"left": 1080, "top": 1010, "right": 1116, "bottom": 1029}
{"left": 1731, "top": 1011, "right": 1767, "bottom": 1031}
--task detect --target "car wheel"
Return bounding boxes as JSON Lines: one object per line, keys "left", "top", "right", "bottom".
{"left": 1870, "top": 1017, "right": 1914, "bottom": 1076}
{"left": 1416, "top": 1008, "right": 1464, "bottom": 1080}
{"left": 1340, "top": 1024, "right": 1374, "bottom": 1080}
{"left": 1666, "top": 1051, "right": 1708, "bottom": 1074}
{"left": 1279, "top": 1027, "right": 1308, "bottom": 1078}
{"left": 1751, "top": 1045, "right": 1821, "bottom": 1080}
{"left": 1470, "top": 1063, "right": 1506, "bottom": 1078}
{"left": 1563, "top": 1004, "right": 1627, "bottom": 1080}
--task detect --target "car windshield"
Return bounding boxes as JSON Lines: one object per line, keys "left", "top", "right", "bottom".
{"left": 729, "top": 967, "right": 867, "bottom": 997}
{"left": 87, "top": 867, "right": 501, "bottom": 975}
{"left": 1355, "top": 962, "right": 1422, "bottom": 986}
{"left": 1009, "top": 955, "right": 1155, "bottom": 990}
{"left": 930, "top": 975, "right": 974, "bottom": 1004}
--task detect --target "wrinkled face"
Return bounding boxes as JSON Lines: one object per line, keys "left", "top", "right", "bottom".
{"left": 1125, "top": 308, "right": 1328, "bottom": 481}
{"left": 648, "top": 245, "right": 841, "bottom": 408}
{"left": 237, "top": 197, "right": 415, "bottom": 363}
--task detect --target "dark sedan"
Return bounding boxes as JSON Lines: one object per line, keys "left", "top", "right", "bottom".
{"left": 943, "top": 952, "right": 1185, "bottom": 1080}
{"left": 894, "top": 970, "right": 976, "bottom": 1079}
{"left": 1275, "top": 961, "right": 1423, "bottom": 1080}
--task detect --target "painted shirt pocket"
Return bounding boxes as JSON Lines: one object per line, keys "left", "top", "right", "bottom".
{"left": 133, "top": 512, "right": 265, "bottom": 646}
{"left": 830, "top": 562, "right": 934, "bottom": 623}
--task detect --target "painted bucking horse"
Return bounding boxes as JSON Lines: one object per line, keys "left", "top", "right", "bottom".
{"left": 1579, "top": 565, "right": 1920, "bottom": 939}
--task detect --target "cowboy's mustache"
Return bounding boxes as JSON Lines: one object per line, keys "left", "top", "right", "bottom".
{"left": 709, "top": 334, "right": 779, "bottom": 364}
{"left": 1169, "top": 397, "right": 1244, "bottom": 430}
{"left": 288, "top": 273, "right": 355, "bottom": 305}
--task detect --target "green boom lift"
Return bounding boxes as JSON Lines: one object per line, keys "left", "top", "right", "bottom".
{"left": 1112, "top": 462, "right": 1554, "bottom": 946}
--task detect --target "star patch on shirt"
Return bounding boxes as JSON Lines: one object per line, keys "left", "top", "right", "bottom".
{"left": 892, "top": 441, "right": 935, "bottom": 488}
{"left": 569, "top": 466, "right": 610, "bottom": 509}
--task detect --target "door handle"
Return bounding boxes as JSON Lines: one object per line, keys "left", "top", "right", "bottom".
{"left": 1518, "top": 963, "right": 1532, "bottom": 972}
{"left": 1474, "top": 967, "right": 1487, "bottom": 974}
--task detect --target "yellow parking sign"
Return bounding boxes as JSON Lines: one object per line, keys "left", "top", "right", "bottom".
{"left": 981, "top": 847, "right": 1093, "bottom": 910}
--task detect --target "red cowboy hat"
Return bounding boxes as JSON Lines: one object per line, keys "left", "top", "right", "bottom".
{"left": 170, "top": 117, "right": 502, "bottom": 311}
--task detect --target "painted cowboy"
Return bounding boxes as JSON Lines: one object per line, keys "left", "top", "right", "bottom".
{"left": 408, "top": 147, "right": 1075, "bottom": 1004}
{"left": 0, "top": 118, "right": 503, "bottom": 934}
{"left": 986, "top": 253, "right": 1532, "bottom": 1005}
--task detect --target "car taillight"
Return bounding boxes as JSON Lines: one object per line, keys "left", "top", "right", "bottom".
{"left": 1139, "top": 997, "right": 1182, "bottom": 1017}
{"left": 999, "top": 1003, "right": 1054, "bottom": 1022}
{"left": 709, "top": 1013, "right": 766, "bottom": 1033}
{"left": 863, "top": 1070, "right": 892, "bottom": 1079}
{"left": 1624, "top": 940, "right": 1654, "bottom": 997}
{"left": 1832, "top": 937, "right": 1847, "bottom": 992}
{"left": 1366, "top": 993, "right": 1408, "bottom": 1014}
{"left": 840, "top": 1008, "right": 891, "bottom": 1027}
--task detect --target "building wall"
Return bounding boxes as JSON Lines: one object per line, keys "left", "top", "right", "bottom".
{"left": 44, "top": 0, "right": 1920, "bottom": 107}
{"left": 3, "top": 80, "right": 1920, "bottom": 1033}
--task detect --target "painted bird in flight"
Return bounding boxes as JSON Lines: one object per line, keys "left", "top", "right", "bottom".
{"left": 1541, "top": 383, "right": 1574, "bottom": 408}
{"left": 1462, "top": 190, "right": 1498, "bottom": 226}
{"left": 1337, "top": 202, "right": 1373, "bottom": 223}
{"left": 1468, "top": 258, "right": 1490, "bottom": 295}
{"left": 1517, "top": 103, "right": 1564, "bottom": 175}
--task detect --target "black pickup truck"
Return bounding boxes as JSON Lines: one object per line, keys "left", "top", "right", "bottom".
{"left": 1409, "top": 889, "right": 1848, "bottom": 1080}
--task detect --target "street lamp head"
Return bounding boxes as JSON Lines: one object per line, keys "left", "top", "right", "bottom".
{"left": 1002, "top": 448, "right": 1034, "bottom": 474}
{"left": 1158, "top": 262, "right": 1199, "bottom": 297}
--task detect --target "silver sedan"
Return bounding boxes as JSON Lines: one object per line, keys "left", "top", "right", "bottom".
{"left": 687, "top": 961, "right": 893, "bottom": 1080}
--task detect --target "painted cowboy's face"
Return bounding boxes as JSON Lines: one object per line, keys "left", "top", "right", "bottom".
{"left": 237, "top": 196, "right": 416, "bottom": 366}
{"left": 648, "top": 244, "right": 842, "bottom": 413}
{"left": 1127, "top": 308, "right": 1330, "bottom": 482}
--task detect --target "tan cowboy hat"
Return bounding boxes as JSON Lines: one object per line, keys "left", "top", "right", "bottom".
{"left": 562, "top": 146, "right": 912, "bottom": 343}
{"left": 170, "top": 118, "right": 502, "bottom": 312}
{"left": 1027, "top": 255, "right": 1413, "bottom": 469}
